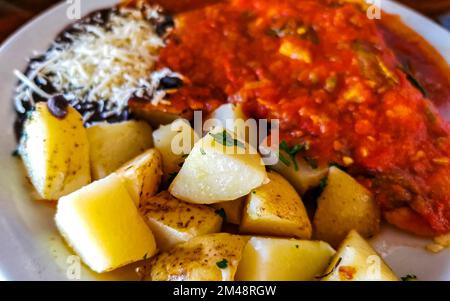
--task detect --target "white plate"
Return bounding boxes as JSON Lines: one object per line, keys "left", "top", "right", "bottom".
{"left": 0, "top": 0, "right": 449, "bottom": 281}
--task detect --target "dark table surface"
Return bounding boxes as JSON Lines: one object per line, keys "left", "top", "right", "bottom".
{"left": 0, "top": 0, "right": 449, "bottom": 43}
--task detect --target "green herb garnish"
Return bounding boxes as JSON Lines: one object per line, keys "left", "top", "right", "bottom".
{"left": 401, "top": 274, "right": 417, "bottom": 281}
{"left": 11, "top": 149, "right": 19, "bottom": 157}
{"left": 279, "top": 140, "right": 308, "bottom": 171}
{"left": 216, "top": 259, "right": 228, "bottom": 269}
{"left": 209, "top": 130, "right": 245, "bottom": 148}
{"left": 319, "top": 177, "right": 328, "bottom": 190}
{"left": 279, "top": 152, "right": 291, "bottom": 167}
{"left": 215, "top": 208, "right": 227, "bottom": 221}
{"left": 200, "top": 148, "right": 206, "bottom": 155}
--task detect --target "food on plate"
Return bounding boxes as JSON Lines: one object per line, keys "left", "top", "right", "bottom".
{"left": 140, "top": 191, "right": 222, "bottom": 251}
{"left": 169, "top": 127, "right": 268, "bottom": 204}
{"left": 19, "top": 101, "right": 90, "bottom": 200}
{"left": 320, "top": 230, "right": 398, "bottom": 281}
{"left": 87, "top": 120, "right": 153, "bottom": 180}
{"left": 9, "top": 0, "right": 450, "bottom": 281}
{"left": 211, "top": 197, "right": 245, "bottom": 225}
{"left": 313, "top": 167, "right": 380, "bottom": 247}
{"left": 260, "top": 140, "right": 329, "bottom": 194}
{"left": 156, "top": 0, "right": 450, "bottom": 236}
{"left": 235, "top": 237, "right": 335, "bottom": 281}
{"left": 116, "top": 148, "right": 163, "bottom": 206}
{"left": 240, "top": 171, "right": 312, "bottom": 239}
{"left": 147, "top": 233, "right": 249, "bottom": 281}
{"left": 207, "top": 103, "right": 249, "bottom": 139}
{"left": 55, "top": 173, "right": 157, "bottom": 273}
{"left": 13, "top": 6, "right": 178, "bottom": 132}
{"left": 152, "top": 118, "right": 198, "bottom": 177}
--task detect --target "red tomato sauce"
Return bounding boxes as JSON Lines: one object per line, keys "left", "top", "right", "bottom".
{"left": 156, "top": 0, "right": 450, "bottom": 235}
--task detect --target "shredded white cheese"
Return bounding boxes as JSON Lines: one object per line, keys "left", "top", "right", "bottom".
{"left": 14, "top": 6, "right": 181, "bottom": 121}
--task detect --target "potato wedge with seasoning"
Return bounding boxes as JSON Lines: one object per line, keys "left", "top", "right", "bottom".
{"left": 140, "top": 191, "right": 222, "bottom": 251}
{"left": 320, "top": 230, "right": 398, "bottom": 281}
{"left": 55, "top": 173, "right": 157, "bottom": 273}
{"left": 313, "top": 167, "right": 380, "bottom": 247}
{"left": 169, "top": 127, "right": 268, "bottom": 204}
{"left": 240, "top": 171, "right": 312, "bottom": 239}
{"left": 259, "top": 139, "right": 328, "bottom": 194}
{"left": 116, "top": 148, "right": 163, "bottom": 206}
{"left": 235, "top": 237, "right": 335, "bottom": 281}
{"left": 19, "top": 101, "right": 90, "bottom": 200}
{"left": 152, "top": 119, "right": 198, "bottom": 178}
{"left": 211, "top": 197, "right": 245, "bottom": 225}
{"left": 148, "top": 233, "right": 249, "bottom": 281}
{"left": 87, "top": 120, "right": 153, "bottom": 180}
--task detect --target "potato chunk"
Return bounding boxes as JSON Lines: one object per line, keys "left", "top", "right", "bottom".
{"left": 87, "top": 120, "right": 153, "bottom": 180}
{"left": 259, "top": 140, "right": 328, "bottom": 194}
{"left": 235, "top": 237, "right": 335, "bottom": 281}
{"left": 211, "top": 197, "right": 245, "bottom": 225}
{"left": 19, "top": 102, "right": 90, "bottom": 200}
{"left": 321, "top": 230, "right": 398, "bottom": 281}
{"left": 313, "top": 167, "right": 380, "bottom": 247}
{"left": 169, "top": 127, "right": 268, "bottom": 204}
{"left": 206, "top": 103, "right": 250, "bottom": 140}
{"left": 240, "top": 171, "right": 312, "bottom": 239}
{"left": 55, "top": 173, "right": 157, "bottom": 273}
{"left": 152, "top": 119, "right": 198, "bottom": 177}
{"left": 116, "top": 149, "right": 163, "bottom": 206}
{"left": 148, "top": 233, "right": 248, "bottom": 281}
{"left": 140, "top": 191, "right": 223, "bottom": 251}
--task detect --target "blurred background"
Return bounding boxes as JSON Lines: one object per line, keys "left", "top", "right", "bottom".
{"left": 0, "top": 0, "right": 449, "bottom": 42}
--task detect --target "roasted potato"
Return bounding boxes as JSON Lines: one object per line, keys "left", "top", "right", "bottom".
{"left": 116, "top": 149, "right": 163, "bottom": 206}
{"left": 152, "top": 119, "right": 198, "bottom": 177}
{"left": 313, "top": 166, "right": 380, "bottom": 247}
{"left": 148, "top": 233, "right": 249, "bottom": 281}
{"left": 206, "top": 103, "right": 251, "bottom": 140}
{"left": 140, "top": 191, "right": 223, "bottom": 251}
{"left": 128, "top": 99, "right": 193, "bottom": 128}
{"left": 211, "top": 197, "right": 245, "bottom": 225}
{"left": 240, "top": 171, "right": 312, "bottom": 239}
{"left": 19, "top": 102, "right": 90, "bottom": 200}
{"left": 87, "top": 120, "right": 153, "bottom": 180}
{"left": 235, "top": 237, "right": 335, "bottom": 281}
{"left": 321, "top": 230, "right": 398, "bottom": 281}
{"left": 169, "top": 127, "right": 268, "bottom": 204}
{"left": 55, "top": 173, "right": 157, "bottom": 273}
{"left": 259, "top": 140, "right": 328, "bottom": 194}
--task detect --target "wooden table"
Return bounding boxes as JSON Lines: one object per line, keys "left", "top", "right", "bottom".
{"left": 0, "top": 0, "right": 449, "bottom": 43}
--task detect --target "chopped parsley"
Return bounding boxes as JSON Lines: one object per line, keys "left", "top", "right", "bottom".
{"left": 209, "top": 130, "right": 245, "bottom": 148}
{"left": 401, "top": 274, "right": 417, "bottom": 281}
{"left": 11, "top": 149, "right": 19, "bottom": 157}
{"left": 215, "top": 208, "right": 227, "bottom": 221}
{"left": 278, "top": 152, "right": 291, "bottom": 167}
{"left": 216, "top": 259, "right": 228, "bottom": 269}
{"left": 319, "top": 177, "right": 328, "bottom": 190}
{"left": 200, "top": 148, "right": 206, "bottom": 155}
{"left": 279, "top": 140, "right": 308, "bottom": 171}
